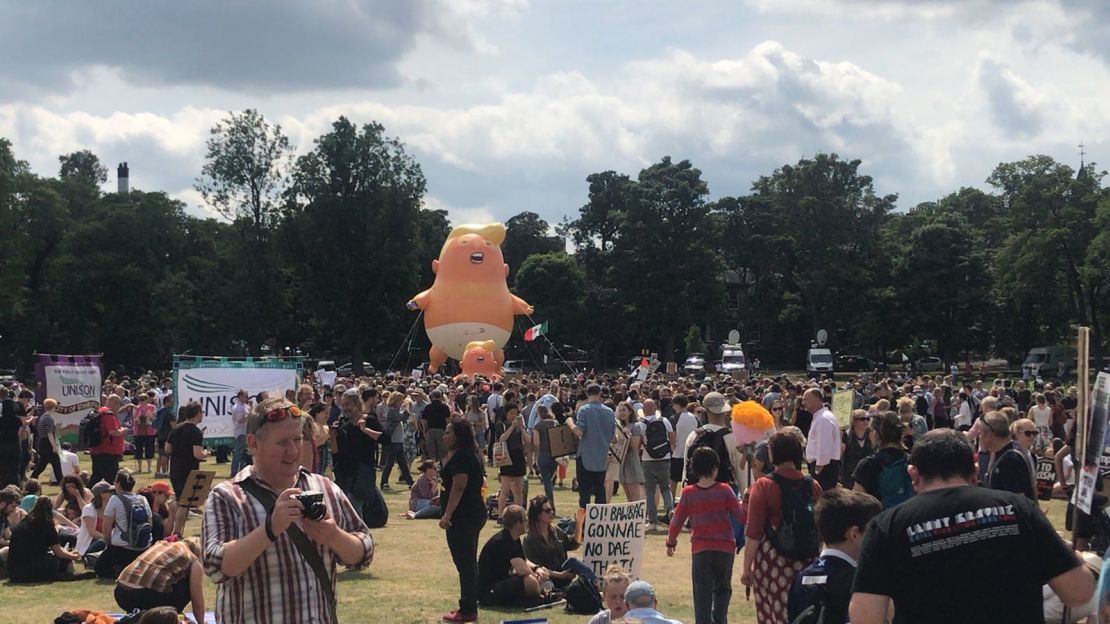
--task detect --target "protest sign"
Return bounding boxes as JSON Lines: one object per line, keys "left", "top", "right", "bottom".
{"left": 832, "top": 390, "right": 853, "bottom": 428}
{"left": 580, "top": 500, "right": 646, "bottom": 579}
{"left": 1076, "top": 372, "right": 1110, "bottom": 513}
{"left": 173, "top": 356, "right": 302, "bottom": 446}
{"left": 547, "top": 424, "right": 578, "bottom": 458}
{"left": 34, "top": 354, "right": 104, "bottom": 437}
{"left": 609, "top": 426, "right": 630, "bottom": 464}
{"left": 1035, "top": 457, "right": 1056, "bottom": 501}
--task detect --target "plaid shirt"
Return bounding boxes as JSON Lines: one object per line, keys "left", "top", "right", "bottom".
{"left": 202, "top": 466, "right": 374, "bottom": 624}
{"left": 118, "top": 540, "right": 193, "bottom": 593}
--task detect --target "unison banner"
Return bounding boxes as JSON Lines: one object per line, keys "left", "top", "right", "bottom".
{"left": 173, "top": 356, "right": 302, "bottom": 446}
{"left": 580, "top": 500, "right": 646, "bottom": 579}
{"left": 34, "top": 353, "right": 104, "bottom": 431}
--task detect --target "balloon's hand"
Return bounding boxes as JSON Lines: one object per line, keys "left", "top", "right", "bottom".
{"left": 406, "top": 300, "right": 419, "bottom": 311}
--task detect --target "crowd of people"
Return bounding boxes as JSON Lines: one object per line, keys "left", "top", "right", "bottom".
{"left": 0, "top": 364, "right": 1103, "bottom": 623}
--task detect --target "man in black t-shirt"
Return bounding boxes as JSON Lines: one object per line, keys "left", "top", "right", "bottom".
{"left": 849, "top": 430, "right": 1092, "bottom": 624}
{"left": 477, "top": 505, "right": 547, "bottom": 607}
{"left": 422, "top": 391, "right": 451, "bottom": 463}
{"left": 166, "top": 402, "right": 208, "bottom": 535}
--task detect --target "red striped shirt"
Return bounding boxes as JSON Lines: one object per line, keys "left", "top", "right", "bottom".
{"left": 666, "top": 482, "right": 744, "bottom": 554}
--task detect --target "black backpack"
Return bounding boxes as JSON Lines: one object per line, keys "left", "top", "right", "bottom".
{"left": 765, "top": 473, "right": 819, "bottom": 561}
{"left": 564, "top": 576, "right": 603, "bottom": 614}
{"left": 364, "top": 484, "right": 389, "bottom": 529}
{"left": 643, "top": 418, "right": 671, "bottom": 459}
{"left": 686, "top": 427, "right": 733, "bottom": 485}
{"left": 79, "top": 410, "right": 103, "bottom": 448}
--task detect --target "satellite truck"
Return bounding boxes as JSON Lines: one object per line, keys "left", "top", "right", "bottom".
{"left": 806, "top": 329, "right": 834, "bottom": 379}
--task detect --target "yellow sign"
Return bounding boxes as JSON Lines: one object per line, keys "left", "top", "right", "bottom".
{"left": 832, "top": 390, "right": 853, "bottom": 428}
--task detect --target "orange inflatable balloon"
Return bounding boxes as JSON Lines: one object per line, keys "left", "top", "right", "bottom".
{"left": 407, "top": 223, "right": 533, "bottom": 373}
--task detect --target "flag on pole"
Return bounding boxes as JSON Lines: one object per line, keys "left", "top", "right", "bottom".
{"left": 523, "top": 321, "right": 548, "bottom": 342}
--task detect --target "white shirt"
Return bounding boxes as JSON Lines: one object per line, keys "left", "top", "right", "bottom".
{"left": 805, "top": 407, "right": 842, "bottom": 466}
{"left": 673, "top": 411, "right": 699, "bottom": 459}
{"left": 231, "top": 400, "right": 250, "bottom": 437}
{"left": 624, "top": 607, "right": 685, "bottom": 624}
{"left": 956, "top": 401, "right": 973, "bottom": 429}
{"left": 60, "top": 450, "right": 80, "bottom": 481}
{"left": 640, "top": 414, "right": 674, "bottom": 461}
{"left": 75, "top": 502, "right": 98, "bottom": 555}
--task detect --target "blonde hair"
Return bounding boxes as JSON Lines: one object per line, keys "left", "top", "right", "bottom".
{"left": 43, "top": 398, "right": 58, "bottom": 410}
{"left": 439, "top": 223, "right": 506, "bottom": 257}
{"left": 896, "top": 397, "right": 915, "bottom": 414}
{"left": 387, "top": 391, "right": 405, "bottom": 408}
{"left": 600, "top": 564, "right": 633, "bottom": 589}
{"left": 871, "top": 399, "right": 890, "bottom": 413}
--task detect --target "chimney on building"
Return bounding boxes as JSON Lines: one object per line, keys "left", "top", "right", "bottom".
{"left": 117, "top": 162, "right": 129, "bottom": 194}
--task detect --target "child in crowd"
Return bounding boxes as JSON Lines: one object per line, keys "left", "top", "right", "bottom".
{"left": 20, "top": 478, "right": 41, "bottom": 512}
{"left": 405, "top": 460, "right": 442, "bottom": 519}
{"left": 787, "top": 488, "right": 882, "bottom": 624}
{"left": 666, "top": 447, "right": 744, "bottom": 624}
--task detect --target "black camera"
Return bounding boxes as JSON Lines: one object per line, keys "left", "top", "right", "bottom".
{"left": 295, "top": 491, "right": 327, "bottom": 521}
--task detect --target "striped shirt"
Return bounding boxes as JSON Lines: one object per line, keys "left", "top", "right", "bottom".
{"left": 666, "top": 482, "right": 744, "bottom": 554}
{"left": 202, "top": 466, "right": 374, "bottom": 624}
{"left": 118, "top": 540, "right": 193, "bottom": 593}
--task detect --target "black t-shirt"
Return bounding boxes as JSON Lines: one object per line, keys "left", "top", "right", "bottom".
{"left": 478, "top": 528, "right": 525, "bottom": 595}
{"left": 853, "top": 485, "right": 1078, "bottom": 624}
{"left": 335, "top": 417, "right": 382, "bottom": 476}
{"left": 788, "top": 553, "right": 855, "bottom": 624}
{"left": 441, "top": 448, "right": 486, "bottom": 524}
{"left": 987, "top": 443, "right": 1035, "bottom": 499}
{"left": 422, "top": 401, "right": 450, "bottom": 430}
{"left": 8, "top": 518, "right": 59, "bottom": 582}
{"left": 0, "top": 399, "right": 26, "bottom": 444}
{"left": 167, "top": 422, "right": 204, "bottom": 476}
{"left": 794, "top": 409, "right": 813, "bottom": 438}
{"left": 852, "top": 447, "right": 906, "bottom": 498}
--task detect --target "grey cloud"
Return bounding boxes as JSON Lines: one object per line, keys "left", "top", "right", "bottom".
{"left": 977, "top": 57, "right": 1045, "bottom": 137}
{"left": 0, "top": 0, "right": 452, "bottom": 96}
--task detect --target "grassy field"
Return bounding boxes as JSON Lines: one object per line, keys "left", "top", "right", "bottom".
{"left": 1, "top": 460, "right": 1074, "bottom": 624}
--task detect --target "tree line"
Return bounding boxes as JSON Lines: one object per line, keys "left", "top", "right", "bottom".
{"left": 1, "top": 110, "right": 1107, "bottom": 372}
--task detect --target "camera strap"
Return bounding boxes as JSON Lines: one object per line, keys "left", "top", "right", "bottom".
{"left": 239, "top": 475, "right": 338, "bottom": 624}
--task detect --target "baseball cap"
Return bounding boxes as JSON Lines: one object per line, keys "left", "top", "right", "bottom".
{"left": 624, "top": 580, "right": 656, "bottom": 604}
{"left": 702, "top": 391, "right": 729, "bottom": 414}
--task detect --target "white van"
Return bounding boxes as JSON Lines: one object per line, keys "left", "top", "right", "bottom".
{"left": 806, "top": 347, "right": 834, "bottom": 378}
{"left": 717, "top": 345, "right": 746, "bottom": 373}
{"left": 1022, "top": 346, "right": 1076, "bottom": 380}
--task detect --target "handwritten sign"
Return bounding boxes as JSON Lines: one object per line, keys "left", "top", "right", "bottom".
{"left": 832, "top": 390, "right": 853, "bottom": 428}
{"left": 580, "top": 500, "right": 646, "bottom": 579}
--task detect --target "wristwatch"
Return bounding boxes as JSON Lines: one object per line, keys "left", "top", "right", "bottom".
{"left": 264, "top": 511, "right": 278, "bottom": 542}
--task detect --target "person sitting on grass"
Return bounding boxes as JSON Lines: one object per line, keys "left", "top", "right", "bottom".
{"left": 587, "top": 565, "right": 633, "bottom": 624}
{"left": 95, "top": 468, "right": 153, "bottom": 579}
{"left": 787, "top": 488, "right": 882, "bottom": 624}
{"left": 521, "top": 495, "right": 594, "bottom": 589}
{"left": 477, "top": 504, "right": 551, "bottom": 608}
{"left": 405, "top": 460, "right": 442, "bottom": 519}
{"left": 115, "top": 536, "right": 205, "bottom": 624}
{"left": 6, "top": 495, "right": 81, "bottom": 583}
{"left": 666, "top": 447, "right": 744, "bottom": 624}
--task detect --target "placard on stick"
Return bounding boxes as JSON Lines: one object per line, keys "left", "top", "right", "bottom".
{"left": 547, "top": 424, "right": 578, "bottom": 458}
{"left": 580, "top": 500, "right": 646, "bottom": 579}
{"left": 178, "top": 470, "right": 216, "bottom": 509}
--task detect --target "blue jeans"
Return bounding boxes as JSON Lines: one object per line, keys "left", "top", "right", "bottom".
{"left": 230, "top": 434, "right": 247, "bottom": 477}
{"left": 537, "top": 454, "right": 557, "bottom": 505}
{"left": 412, "top": 498, "right": 442, "bottom": 519}
{"left": 561, "top": 557, "right": 598, "bottom": 586}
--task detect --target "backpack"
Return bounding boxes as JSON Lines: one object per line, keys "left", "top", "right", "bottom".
{"left": 564, "top": 575, "right": 604, "bottom": 614}
{"left": 114, "top": 493, "right": 152, "bottom": 549}
{"left": 765, "top": 473, "right": 819, "bottom": 561}
{"left": 79, "top": 410, "right": 103, "bottom": 449}
{"left": 363, "top": 484, "right": 389, "bottom": 529}
{"left": 643, "top": 418, "right": 671, "bottom": 459}
{"left": 877, "top": 454, "right": 914, "bottom": 509}
{"left": 790, "top": 604, "right": 827, "bottom": 624}
{"left": 686, "top": 427, "right": 733, "bottom": 485}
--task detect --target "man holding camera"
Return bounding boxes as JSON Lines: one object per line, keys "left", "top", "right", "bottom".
{"left": 202, "top": 397, "right": 374, "bottom": 624}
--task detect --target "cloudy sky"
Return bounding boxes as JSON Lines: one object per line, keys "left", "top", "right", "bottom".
{"left": 2, "top": 0, "right": 1108, "bottom": 226}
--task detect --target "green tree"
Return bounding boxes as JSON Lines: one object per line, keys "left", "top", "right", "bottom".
{"left": 987, "top": 156, "right": 1108, "bottom": 359}
{"left": 609, "top": 156, "right": 721, "bottom": 359}
{"left": 283, "top": 117, "right": 427, "bottom": 371}
{"left": 502, "top": 211, "right": 563, "bottom": 278}
{"left": 513, "top": 252, "right": 586, "bottom": 347}
{"left": 568, "top": 171, "right": 635, "bottom": 282}
{"left": 684, "top": 324, "right": 706, "bottom": 355}
{"left": 58, "top": 150, "right": 108, "bottom": 186}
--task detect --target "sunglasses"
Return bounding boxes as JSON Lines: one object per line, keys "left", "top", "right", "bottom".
{"left": 1020, "top": 430, "right": 1037, "bottom": 438}
{"left": 854, "top": 417, "right": 871, "bottom": 422}
{"left": 252, "top": 405, "right": 304, "bottom": 433}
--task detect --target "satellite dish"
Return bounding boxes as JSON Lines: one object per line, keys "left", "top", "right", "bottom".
{"left": 816, "top": 329, "right": 828, "bottom": 346}
{"left": 727, "top": 330, "right": 740, "bottom": 345}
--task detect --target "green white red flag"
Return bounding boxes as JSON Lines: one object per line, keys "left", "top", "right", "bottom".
{"left": 523, "top": 321, "right": 548, "bottom": 342}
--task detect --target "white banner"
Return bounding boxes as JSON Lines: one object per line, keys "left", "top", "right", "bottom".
{"left": 176, "top": 365, "right": 300, "bottom": 442}
{"left": 580, "top": 500, "right": 646, "bottom": 579}
{"left": 41, "top": 364, "right": 102, "bottom": 428}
